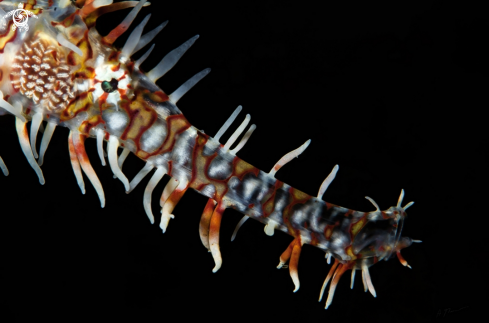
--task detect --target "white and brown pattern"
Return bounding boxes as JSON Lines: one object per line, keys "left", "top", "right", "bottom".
{"left": 10, "top": 37, "right": 75, "bottom": 113}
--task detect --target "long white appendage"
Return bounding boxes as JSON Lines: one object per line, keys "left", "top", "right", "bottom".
{"left": 365, "top": 196, "right": 380, "bottom": 211}
{"left": 108, "top": 135, "right": 130, "bottom": 191}
{"left": 147, "top": 35, "right": 199, "bottom": 82}
{"left": 38, "top": 122, "right": 56, "bottom": 166}
{"left": 15, "top": 117, "right": 45, "bottom": 185}
{"left": 134, "top": 44, "right": 155, "bottom": 69}
{"left": 96, "top": 129, "right": 106, "bottom": 166}
{"left": 105, "top": 0, "right": 147, "bottom": 44}
{"left": 0, "top": 156, "right": 8, "bottom": 176}
{"left": 127, "top": 163, "right": 154, "bottom": 193}
{"left": 133, "top": 21, "right": 168, "bottom": 54}
{"left": 317, "top": 164, "right": 339, "bottom": 199}
{"left": 143, "top": 166, "right": 167, "bottom": 224}
{"left": 361, "top": 262, "right": 376, "bottom": 297}
{"left": 269, "top": 139, "right": 311, "bottom": 177}
{"left": 160, "top": 178, "right": 189, "bottom": 233}
{"left": 121, "top": 14, "right": 151, "bottom": 58}
{"left": 229, "top": 124, "right": 256, "bottom": 155}
{"left": 0, "top": 90, "right": 25, "bottom": 122}
{"left": 30, "top": 112, "right": 43, "bottom": 158}
{"left": 214, "top": 105, "right": 242, "bottom": 142}
{"left": 160, "top": 177, "right": 179, "bottom": 207}
{"left": 168, "top": 68, "right": 211, "bottom": 104}
{"left": 71, "top": 132, "right": 105, "bottom": 208}
{"left": 68, "top": 132, "right": 85, "bottom": 194}
{"left": 113, "top": 148, "right": 130, "bottom": 178}
{"left": 57, "top": 33, "right": 82, "bottom": 56}
{"left": 351, "top": 269, "right": 356, "bottom": 289}
{"left": 361, "top": 267, "right": 368, "bottom": 292}
{"left": 230, "top": 215, "right": 249, "bottom": 241}
{"left": 318, "top": 260, "right": 339, "bottom": 302}
{"left": 223, "top": 114, "right": 250, "bottom": 151}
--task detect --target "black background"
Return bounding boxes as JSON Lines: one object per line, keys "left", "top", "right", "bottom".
{"left": 0, "top": 0, "right": 486, "bottom": 322}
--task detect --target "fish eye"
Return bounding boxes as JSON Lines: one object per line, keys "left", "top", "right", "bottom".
{"left": 101, "top": 78, "right": 119, "bottom": 93}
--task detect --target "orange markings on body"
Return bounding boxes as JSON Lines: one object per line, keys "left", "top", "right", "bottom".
{"left": 51, "top": 10, "right": 79, "bottom": 28}
{"left": 199, "top": 198, "right": 218, "bottom": 249}
{"left": 232, "top": 157, "right": 260, "bottom": 181}
{"left": 345, "top": 245, "right": 358, "bottom": 261}
{"left": 0, "top": 21, "right": 17, "bottom": 54}
{"left": 60, "top": 92, "right": 92, "bottom": 121}
{"left": 261, "top": 180, "right": 283, "bottom": 217}
{"left": 83, "top": 2, "right": 142, "bottom": 29}
{"left": 78, "top": 115, "right": 105, "bottom": 136}
{"left": 282, "top": 187, "right": 312, "bottom": 235}
{"left": 350, "top": 214, "right": 367, "bottom": 240}
{"left": 68, "top": 30, "right": 94, "bottom": 79}
{"left": 119, "top": 94, "right": 157, "bottom": 154}
{"left": 324, "top": 224, "right": 334, "bottom": 240}
{"left": 149, "top": 114, "right": 190, "bottom": 157}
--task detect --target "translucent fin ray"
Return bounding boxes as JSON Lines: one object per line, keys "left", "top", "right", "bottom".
{"left": 214, "top": 105, "right": 242, "bottom": 142}
{"left": 209, "top": 203, "right": 226, "bottom": 273}
{"left": 121, "top": 14, "right": 151, "bottom": 58}
{"left": 230, "top": 215, "right": 249, "bottom": 241}
{"left": 38, "top": 122, "right": 56, "bottom": 166}
{"left": 143, "top": 166, "right": 166, "bottom": 224}
{"left": 223, "top": 114, "right": 250, "bottom": 151}
{"left": 160, "top": 178, "right": 189, "bottom": 233}
{"left": 269, "top": 139, "right": 311, "bottom": 177}
{"left": 72, "top": 132, "right": 105, "bottom": 208}
{"left": 146, "top": 35, "right": 199, "bottom": 82}
{"left": 29, "top": 112, "right": 43, "bottom": 159}
{"left": 102, "top": 0, "right": 147, "bottom": 45}
{"left": 15, "top": 117, "right": 45, "bottom": 185}
{"left": 68, "top": 132, "right": 85, "bottom": 195}
{"left": 168, "top": 68, "right": 211, "bottom": 104}
{"left": 133, "top": 20, "right": 168, "bottom": 54}
{"left": 108, "top": 135, "right": 130, "bottom": 191}
{"left": 199, "top": 198, "right": 217, "bottom": 250}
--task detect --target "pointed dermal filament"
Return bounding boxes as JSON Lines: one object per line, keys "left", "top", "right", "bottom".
{"left": 121, "top": 14, "right": 151, "bottom": 58}
{"left": 214, "top": 105, "right": 242, "bottom": 142}
{"left": 108, "top": 135, "right": 130, "bottom": 191}
{"left": 147, "top": 35, "right": 199, "bottom": 82}
{"left": 365, "top": 196, "right": 380, "bottom": 211}
{"left": 223, "top": 114, "right": 250, "bottom": 151}
{"left": 317, "top": 164, "right": 339, "bottom": 199}
{"left": 350, "top": 269, "right": 356, "bottom": 289}
{"left": 143, "top": 166, "right": 167, "bottom": 224}
{"left": 169, "top": 68, "right": 211, "bottom": 104}
{"left": 30, "top": 112, "right": 43, "bottom": 158}
{"left": 38, "top": 122, "right": 56, "bottom": 166}
{"left": 0, "top": 156, "right": 8, "bottom": 176}
{"left": 318, "top": 259, "right": 339, "bottom": 302}
{"left": 397, "top": 189, "right": 405, "bottom": 208}
{"left": 361, "top": 262, "right": 376, "bottom": 297}
{"left": 96, "top": 129, "right": 106, "bottom": 166}
{"left": 134, "top": 44, "right": 155, "bottom": 69}
{"left": 133, "top": 20, "right": 168, "bottom": 54}
{"left": 229, "top": 124, "right": 256, "bottom": 155}
{"left": 269, "top": 139, "right": 311, "bottom": 177}
{"left": 403, "top": 201, "right": 414, "bottom": 210}
{"left": 102, "top": 0, "right": 148, "bottom": 45}
{"left": 231, "top": 215, "right": 249, "bottom": 241}
{"left": 396, "top": 250, "right": 412, "bottom": 269}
